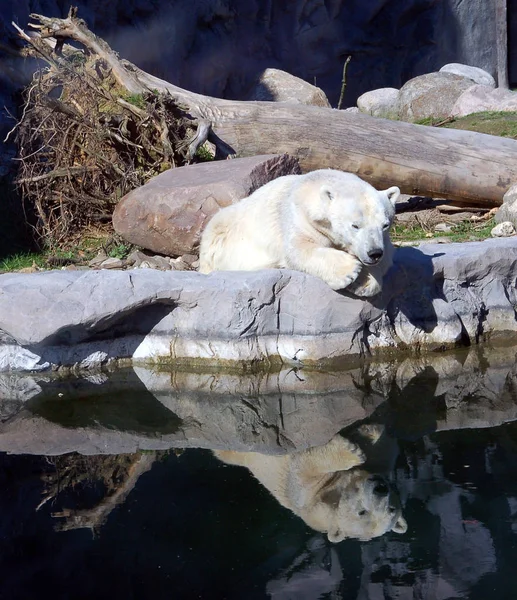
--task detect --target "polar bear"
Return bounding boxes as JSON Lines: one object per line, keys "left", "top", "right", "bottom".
{"left": 199, "top": 169, "right": 400, "bottom": 297}
{"left": 214, "top": 424, "right": 407, "bottom": 543}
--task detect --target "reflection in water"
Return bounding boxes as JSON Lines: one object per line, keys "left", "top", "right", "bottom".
{"left": 1, "top": 346, "right": 517, "bottom": 597}
{"left": 39, "top": 452, "right": 158, "bottom": 534}
{"left": 215, "top": 424, "right": 407, "bottom": 543}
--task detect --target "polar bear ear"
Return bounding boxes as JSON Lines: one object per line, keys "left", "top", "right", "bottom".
{"left": 392, "top": 516, "right": 408, "bottom": 534}
{"left": 383, "top": 186, "right": 400, "bottom": 206}
{"left": 320, "top": 185, "right": 334, "bottom": 205}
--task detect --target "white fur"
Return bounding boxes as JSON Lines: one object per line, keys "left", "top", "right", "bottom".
{"left": 199, "top": 169, "right": 399, "bottom": 296}
{"left": 215, "top": 424, "right": 407, "bottom": 543}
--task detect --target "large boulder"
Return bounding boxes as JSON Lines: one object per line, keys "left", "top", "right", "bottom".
{"left": 451, "top": 85, "right": 517, "bottom": 118}
{"left": 1, "top": 238, "right": 517, "bottom": 373}
{"left": 246, "top": 68, "right": 331, "bottom": 107}
{"left": 112, "top": 154, "right": 301, "bottom": 256}
{"left": 397, "top": 72, "right": 475, "bottom": 122}
{"left": 357, "top": 88, "right": 400, "bottom": 119}
{"left": 439, "top": 63, "right": 496, "bottom": 88}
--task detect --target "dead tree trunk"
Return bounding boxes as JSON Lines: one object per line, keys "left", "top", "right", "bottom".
{"left": 137, "top": 66, "right": 517, "bottom": 207}
{"left": 16, "top": 10, "right": 517, "bottom": 207}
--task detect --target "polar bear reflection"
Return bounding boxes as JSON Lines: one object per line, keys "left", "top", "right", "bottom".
{"left": 215, "top": 424, "right": 407, "bottom": 543}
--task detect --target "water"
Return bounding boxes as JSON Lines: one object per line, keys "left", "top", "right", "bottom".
{"left": 1, "top": 345, "right": 517, "bottom": 599}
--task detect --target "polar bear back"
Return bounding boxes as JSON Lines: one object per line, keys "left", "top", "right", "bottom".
{"left": 199, "top": 174, "right": 300, "bottom": 273}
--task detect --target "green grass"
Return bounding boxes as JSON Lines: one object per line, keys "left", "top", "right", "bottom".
{"left": 0, "top": 234, "right": 134, "bottom": 273}
{"left": 121, "top": 92, "right": 147, "bottom": 110}
{"left": 416, "top": 111, "right": 517, "bottom": 138}
{"left": 107, "top": 242, "right": 132, "bottom": 259}
{"left": 195, "top": 144, "right": 215, "bottom": 162}
{"left": 392, "top": 218, "right": 496, "bottom": 244}
{"left": 0, "top": 253, "right": 46, "bottom": 272}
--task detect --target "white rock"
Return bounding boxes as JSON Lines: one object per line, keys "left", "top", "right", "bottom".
{"left": 357, "top": 88, "right": 399, "bottom": 119}
{"left": 434, "top": 223, "right": 453, "bottom": 232}
{"left": 491, "top": 221, "right": 516, "bottom": 237}
{"left": 451, "top": 85, "right": 517, "bottom": 117}
{"left": 440, "top": 63, "right": 496, "bottom": 88}
{"left": 397, "top": 72, "right": 475, "bottom": 121}
{"left": 246, "top": 68, "right": 331, "bottom": 107}
{"left": 495, "top": 183, "right": 517, "bottom": 228}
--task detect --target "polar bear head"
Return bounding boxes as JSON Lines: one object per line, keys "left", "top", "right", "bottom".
{"left": 300, "top": 469, "right": 408, "bottom": 543}
{"left": 302, "top": 170, "right": 400, "bottom": 267}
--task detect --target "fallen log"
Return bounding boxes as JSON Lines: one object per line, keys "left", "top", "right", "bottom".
{"left": 142, "top": 68, "right": 517, "bottom": 207}
{"left": 16, "top": 10, "right": 517, "bottom": 207}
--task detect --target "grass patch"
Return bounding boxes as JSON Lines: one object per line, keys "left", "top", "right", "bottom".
{"left": 0, "top": 253, "right": 46, "bottom": 272}
{"left": 416, "top": 111, "right": 517, "bottom": 138}
{"left": 0, "top": 229, "right": 134, "bottom": 273}
{"left": 392, "top": 218, "right": 496, "bottom": 244}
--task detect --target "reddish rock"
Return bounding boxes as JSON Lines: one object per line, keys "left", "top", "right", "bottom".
{"left": 112, "top": 154, "right": 301, "bottom": 256}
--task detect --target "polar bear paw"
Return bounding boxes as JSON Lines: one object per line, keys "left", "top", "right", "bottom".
{"left": 324, "top": 435, "right": 366, "bottom": 467}
{"left": 323, "top": 253, "right": 362, "bottom": 291}
{"left": 347, "top": 271, "right": 383, "bottom": 297}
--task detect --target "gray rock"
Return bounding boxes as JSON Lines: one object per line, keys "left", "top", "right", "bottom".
{"left": 126, "top": 250, "right": 149, "bottom": 267}
{"left": 451, "top": 85, "right": 517, "bottom": 117}
{"left": 397, "top": 72, "right": 475, "bottom": 122}
{"left": 496, "top": 183, "right": 517, "bottom": 227}
{"left": 88, "top": 251, "right": 108, "bottom": 268}
{"left": 112, "top": 154, "right": 301, "bottom": 256}
{"left": 180, "top": 254, "right": 199, "bottom": 266}
{"left": 99, "top": 257, "right": 126, "bottom": 270}
{"left": 246, "top": 68, "right": 331, "bottom": 107}
{"left": 439, "top": 63, "right": 496, "bottom": 88}
{"left": 170, "top": 258, "right": 189, "bottom": 271}
{"left": 357, "top": 88, "right": 400, "bottom": 119}
{"left": 136, "top": 255, "right": 172, "bottom": 271}
{"left": 1, "top": 238, "right": 517, "bottom": 372}
{"left": 491, "top": 221, "right": 516, "bottom": 237}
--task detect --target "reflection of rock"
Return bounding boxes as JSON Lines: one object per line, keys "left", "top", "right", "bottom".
{"left": 135, "top": 366, "right": 383, "bottom": 452}
{"left": 266, "top": 536, "right": 343, "bottom": 599}
{"left": 1, "top": 345, "right": 517, "bottom": 456}
{"left": 215, "top": 424, "right": 407, "bottom": 543}
{"left": 0, "top": 365, "right": 384, "bottom": 455}
{"left": 2, "top": 239, "right": 517, "bottom": 372}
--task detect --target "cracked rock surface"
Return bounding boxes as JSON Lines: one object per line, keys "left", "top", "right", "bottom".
{"left": 1, "top": 238, "right": 517, "bottom": 372}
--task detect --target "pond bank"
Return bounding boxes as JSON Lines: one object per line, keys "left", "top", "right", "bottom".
{"left": 1, "top": 237, "right": 517, "bottom": 373}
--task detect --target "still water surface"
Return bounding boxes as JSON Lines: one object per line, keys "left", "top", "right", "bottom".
{"left": 1, "top": 346, "right": 517, "bottom": 599}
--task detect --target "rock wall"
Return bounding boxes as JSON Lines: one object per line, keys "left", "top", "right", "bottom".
{"left": 3, "top": 0, "right": 497, "bottom": 113}
{"left": 1, "top": 238, "right": 517, "bottom": 373}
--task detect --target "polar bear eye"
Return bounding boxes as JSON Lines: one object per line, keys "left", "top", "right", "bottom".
{"left": 351, "top": 223, "right": 360, "bottom": 230}
{"left": 358, "top": 509, "right": 368, "bottom": 516}
{"left": 382, "top": 222, "right": 390, "bottom": 230}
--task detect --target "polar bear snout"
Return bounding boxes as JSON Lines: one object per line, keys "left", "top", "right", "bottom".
{"left": 365, "top": 248, "right": 384, "bottom": 264}
{"left": 370, "top": 476, "right": 390, "bottom": 496}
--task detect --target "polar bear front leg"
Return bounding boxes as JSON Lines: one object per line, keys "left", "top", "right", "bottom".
{"left": 347, "top": 265, "right": 383, "bottom": 297}
{"left": 287, "top": 240, "right": 362, "bottom": 291}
